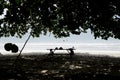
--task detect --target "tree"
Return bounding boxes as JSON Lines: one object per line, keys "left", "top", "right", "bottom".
{"left": 0, "top": 0, "right": 120, "bottom": 39}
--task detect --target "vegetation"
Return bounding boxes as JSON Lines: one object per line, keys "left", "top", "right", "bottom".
{"left": 0, "top": 0, "right": 120, "bottom": 39}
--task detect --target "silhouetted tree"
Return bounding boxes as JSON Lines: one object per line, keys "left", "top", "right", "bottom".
{"left": 0, "top": 0, "right": 120, "bottom": 39}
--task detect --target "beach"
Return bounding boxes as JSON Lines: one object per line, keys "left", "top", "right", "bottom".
{"left": 0, "top": 53, "right": 120, "bottom": 80}
{"left": 1, "top": 42, "right": 120, "bottom": 57}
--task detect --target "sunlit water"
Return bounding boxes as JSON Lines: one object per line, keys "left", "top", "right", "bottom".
{"left": 0, "top": 42, "right": 120, "bottom": 57}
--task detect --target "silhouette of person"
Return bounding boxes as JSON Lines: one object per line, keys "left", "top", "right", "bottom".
{"left": 59, "top": 47, "right": 63, "bottom": 50}
{"left": 49, "top": 49, "right": 54, "bottom": 56}
{"left": 69, "top": 49, "right": 74, "bottom": 56}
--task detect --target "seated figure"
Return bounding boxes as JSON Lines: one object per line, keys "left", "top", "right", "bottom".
{"left": 55, "top": 47, "right": 58, "bottom": 50}
{"left": 49, "top": 49, "right": 54, "bottom": 56}
{"left": 69, "top": 49, "right": 74, "bottom": 56}
{"left": 59, "top": 47, "right": 63, "bottom": 50}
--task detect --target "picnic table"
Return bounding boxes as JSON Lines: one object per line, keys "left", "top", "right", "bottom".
{"left": 47, "top": 47, "right": 75, "bottom": 56}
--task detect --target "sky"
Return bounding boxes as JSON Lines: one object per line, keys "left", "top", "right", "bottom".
{"left": 0, "top": 29, "right": 119, "bottom": 44}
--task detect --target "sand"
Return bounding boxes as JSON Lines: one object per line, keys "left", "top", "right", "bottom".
{"left": 0, "top": 53, "right": 120, "bottom": 80}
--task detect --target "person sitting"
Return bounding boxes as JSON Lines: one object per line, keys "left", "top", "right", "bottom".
{"left": 59, "top": 47, "right": 63, "bottom": 50}
{"left": 55, "top": 47, "right": 58, "bottom": 50}
{"left": 69, "top": 49, "right": 74, "bottom": 56}
{"left": 48, "top": 49, "right": 54, "bottom": 56}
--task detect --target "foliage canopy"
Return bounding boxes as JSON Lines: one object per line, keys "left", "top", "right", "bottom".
{"left": 0, "top": 0, "right": 120, "bottom": 39}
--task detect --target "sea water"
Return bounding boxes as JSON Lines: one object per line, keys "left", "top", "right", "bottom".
{"left": 0, "top": 42, "right": 120, "bottom": 57}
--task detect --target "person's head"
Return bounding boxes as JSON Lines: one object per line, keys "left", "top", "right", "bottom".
{"left": 50, "top": 49, "right": 53, "bottom": 51}
{"left": 69, "top": 49, "right": 73, "bottom": 51}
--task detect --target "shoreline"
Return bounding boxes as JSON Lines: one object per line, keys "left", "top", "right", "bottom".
{"left": 1, "top": 49, "right": 120, "bottom": 57}
{"left": 1, "top": 52, "right": 120, "bottom": 58}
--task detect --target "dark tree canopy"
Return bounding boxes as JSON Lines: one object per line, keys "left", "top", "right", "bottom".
{"left": 0, "top": 0, "right": 120, "bottom": 39}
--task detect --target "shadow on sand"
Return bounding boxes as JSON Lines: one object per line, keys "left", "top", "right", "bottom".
{"left": 0, "top": 53, "right": 120, "bottom": 80}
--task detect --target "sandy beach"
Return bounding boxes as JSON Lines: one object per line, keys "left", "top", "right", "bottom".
{"left": 0, "top": 53, "right": 120, "bottom": 80}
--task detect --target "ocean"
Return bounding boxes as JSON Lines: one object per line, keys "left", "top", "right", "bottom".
{"left": 0, "top": 42, "right": 120, "bottom": 57}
